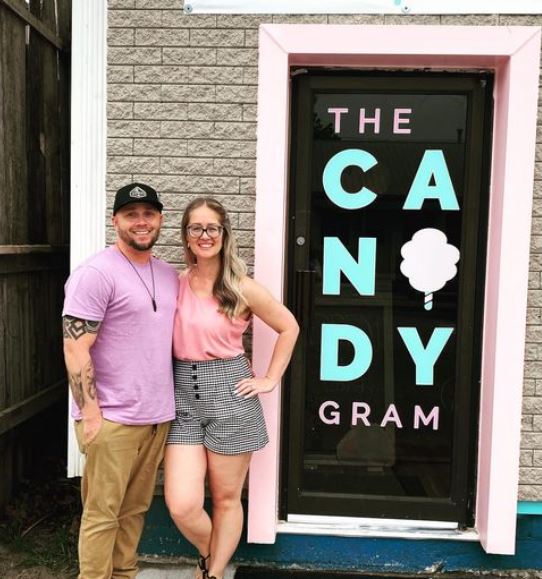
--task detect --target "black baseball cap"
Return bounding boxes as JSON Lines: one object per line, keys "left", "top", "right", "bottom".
{"left": 113, "top": 183, "right": 164, "bottom": 214}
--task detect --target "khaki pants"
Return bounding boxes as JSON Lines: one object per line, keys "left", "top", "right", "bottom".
{"left": 74, "top": 419, "right": 169, "bottom": 579}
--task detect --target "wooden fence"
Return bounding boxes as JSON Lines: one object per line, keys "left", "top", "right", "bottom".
{"left": 0, "top": 0, "right": 71, "bottom": 508}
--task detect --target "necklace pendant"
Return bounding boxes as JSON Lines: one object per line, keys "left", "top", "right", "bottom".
{"left": 117, "top": 248, "right": 158, "bottom": 313}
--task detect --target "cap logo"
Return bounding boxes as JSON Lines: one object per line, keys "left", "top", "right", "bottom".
{"left": 129, "top": 186, "right": 147, "bottom": 199}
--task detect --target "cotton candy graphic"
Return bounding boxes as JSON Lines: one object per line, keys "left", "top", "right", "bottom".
{"left": 400, "top": 228, "right": 460, "bottom": 311}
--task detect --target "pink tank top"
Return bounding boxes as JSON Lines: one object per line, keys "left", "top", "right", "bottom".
{"left": 173, "top": 274, "right": 250, "bottom": 361}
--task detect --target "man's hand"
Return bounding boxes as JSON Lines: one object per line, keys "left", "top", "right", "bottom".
{"left": 82, "top": 411, "right": 103, "bottom": 445}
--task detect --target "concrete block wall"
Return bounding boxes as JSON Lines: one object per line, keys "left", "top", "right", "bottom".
{"left": 105, "top": 1, "right": 542, "bottom": 501}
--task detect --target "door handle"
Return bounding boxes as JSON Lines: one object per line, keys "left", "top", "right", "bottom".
{"left": 294, "top": 270, "right": 315, "bottom": 330}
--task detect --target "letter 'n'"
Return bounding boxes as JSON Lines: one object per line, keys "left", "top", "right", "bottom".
{"left": 323, "top": 237, "right": 376, "bottom": 296}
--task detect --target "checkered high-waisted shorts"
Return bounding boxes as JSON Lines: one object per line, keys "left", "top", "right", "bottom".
{"left": 166, "top": 354, "right": 269, "bottom": 455}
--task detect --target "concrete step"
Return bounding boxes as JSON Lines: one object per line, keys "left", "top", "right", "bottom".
{"left": 137, "top": 557, "right": 237, "bottom": 578}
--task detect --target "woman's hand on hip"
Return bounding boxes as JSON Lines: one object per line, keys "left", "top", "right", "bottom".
{"left": 234, "top": 376, "right": 276, "bottom": 398}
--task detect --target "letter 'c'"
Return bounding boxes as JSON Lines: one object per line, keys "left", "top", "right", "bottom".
{"left": 322, "top": 149, "right": 378, "bottom": 210}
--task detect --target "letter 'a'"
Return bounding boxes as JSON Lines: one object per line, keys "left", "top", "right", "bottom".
{"left": 403, "top": 150, "right": 460, "bottom": 211}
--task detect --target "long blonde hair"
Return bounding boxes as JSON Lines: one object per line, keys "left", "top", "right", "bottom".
{"left": 181, "top": 197, "right": 248, "bottom": 319}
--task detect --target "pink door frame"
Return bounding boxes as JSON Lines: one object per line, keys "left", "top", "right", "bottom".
{"left": 248, "top": 24, "right": 541, "bottom": 555}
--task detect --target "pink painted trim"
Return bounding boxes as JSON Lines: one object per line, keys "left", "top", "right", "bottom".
{"left": 248, "top": 28, "right": 289, "bottom": 544}
{"left": 269, "top": 24, "right": 531, "bottom": 56}
{"left": 475, "top": 32, "right": 541, "bottom": 554}
{"left": 250, "top": 23, "right": 541, "bottom": 555}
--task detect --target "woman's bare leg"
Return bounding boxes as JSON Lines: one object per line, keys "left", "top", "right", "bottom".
{"left": 164, "top": 444, "right": 212, "bottom": 578}
{"left": 206, "top": 451, "right": 251, "bottom": 579}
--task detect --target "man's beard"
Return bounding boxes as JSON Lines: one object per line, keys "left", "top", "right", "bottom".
{"left": 118, "top": 228, "right": 160, "bottom": 251}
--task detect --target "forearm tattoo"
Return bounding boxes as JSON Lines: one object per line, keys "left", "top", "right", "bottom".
{"left": 68, "top": 359, "right": 97, "bottom": 410}
{"left": 63, "top": 316, "right": 101, "bottom": 340}
{"left": 63, "top": 316, "right": 101, "bottom": 410}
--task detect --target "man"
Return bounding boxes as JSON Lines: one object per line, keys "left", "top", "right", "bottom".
{"left": 62, "top": 183, "right": 179, "bottom": 579}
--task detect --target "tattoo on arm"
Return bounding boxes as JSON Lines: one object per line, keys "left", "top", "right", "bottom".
{"left": 63, "top": 316, "right": 100, "bottom": 410}
{"left": 68, "top": 370, "right": 84, "bottom": 409}
{"left": 68, "top": 359, "right": 97, "bottom": 410}
{"left": 63, "top": 316, "right": 101, "bottom": 340}
{"left": 84, "top": 360, "right": 97, "bottom": 400}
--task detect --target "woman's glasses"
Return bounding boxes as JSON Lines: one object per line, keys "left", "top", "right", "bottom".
{"left": 186, "top": 224, "right": 224, "bottom": 239}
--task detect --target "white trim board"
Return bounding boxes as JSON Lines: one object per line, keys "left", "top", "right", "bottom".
{"left": 279, "top": 515, "right": 479, "bottom": 541}
{"left": 186, "top": 0, "right": 542, "bottom": 14}
{"left": 68, "top": 0, "right": 108, "bottom": 478}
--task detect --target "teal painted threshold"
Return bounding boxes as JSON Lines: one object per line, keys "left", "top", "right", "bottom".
{"left": 141, "top": 498, "right": 542, "bottom": 572}
{"left": 518, "top": 501, "right": 542, "bottom": 515}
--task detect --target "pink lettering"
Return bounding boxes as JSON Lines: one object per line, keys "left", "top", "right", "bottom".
{"left": 414, "top": 405, "right": 439, "bottom": 430}
{"left": 352, "top": 402, "right": 371, "bottom": 426}
{"left": 319, "top": 400, "right": 340, "bottom": 425}
{"left": 380, "top": 403, "right": 403, "bottom": 428}
{"left": 393, "top": 108, "right": 412, "bottom": 134}
{"left": 328, "top": 107, "right": 349, "bottom": 133}
{"left": 359, "top": 108, "right": 381, "bottom": 134}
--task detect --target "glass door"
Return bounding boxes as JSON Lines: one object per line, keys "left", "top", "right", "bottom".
{"left": 283, "top": 73, "right": 492, "bottom": 524}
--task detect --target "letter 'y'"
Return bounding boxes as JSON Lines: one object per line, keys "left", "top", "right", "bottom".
{"left": 397, "top": 327, "right": 454, "bottom": 385}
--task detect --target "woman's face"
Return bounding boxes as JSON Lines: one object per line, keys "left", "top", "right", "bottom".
{"left": 186, "top": 204, "right": 224, "bottom": 262}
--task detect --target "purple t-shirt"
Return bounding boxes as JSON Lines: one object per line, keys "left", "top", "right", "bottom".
{"left": 63, "top": 246, "right": 179, "bottom": 425}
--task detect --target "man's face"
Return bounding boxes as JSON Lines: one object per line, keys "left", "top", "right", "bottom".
{"left": 113, "top": 203, "right": 163, "bottom": 251}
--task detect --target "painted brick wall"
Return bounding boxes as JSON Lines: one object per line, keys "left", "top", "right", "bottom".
{"left": 105, "top": 2, "right": 542, "bottom": 501}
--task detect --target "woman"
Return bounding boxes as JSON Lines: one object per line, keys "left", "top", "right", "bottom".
{"left": 164, "top": 197, "right": 299, "bottom": 579}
